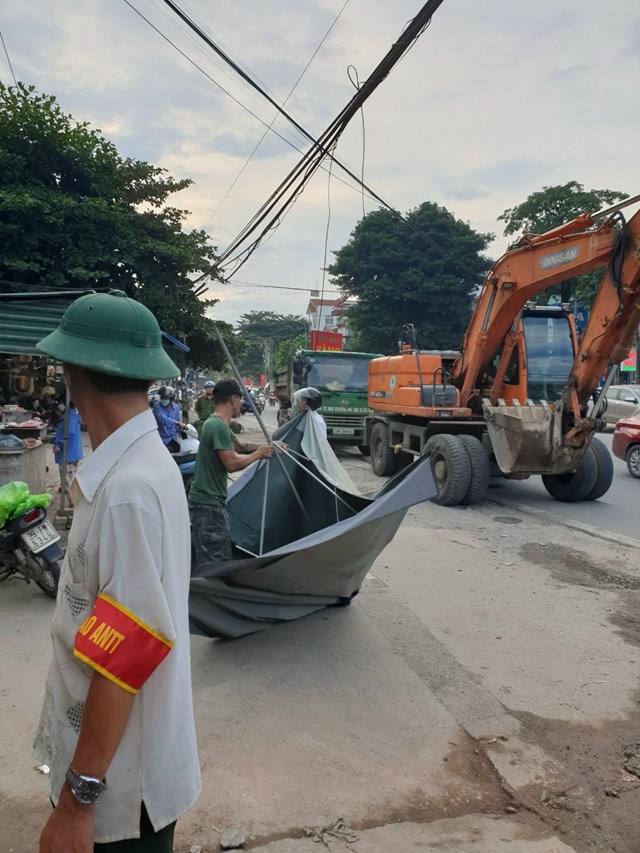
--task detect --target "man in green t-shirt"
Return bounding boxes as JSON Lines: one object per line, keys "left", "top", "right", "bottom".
{"left": 188, "top": 379, "right": 273, "bottom": 566}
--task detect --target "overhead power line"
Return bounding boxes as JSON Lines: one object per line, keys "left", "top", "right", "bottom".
{"left": 160, "top": 0, "right": 391, "bottom": 216}
{"left": 203, "top": 0, "right": 352, "bottom": 228}
{"left": 0, "top": 31, "right": 17, "bottom": 85}
{"left": 208, "top": 0, "right": 447, "bottom": 278}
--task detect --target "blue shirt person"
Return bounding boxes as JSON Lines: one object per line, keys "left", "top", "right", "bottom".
{"left": 53, "top": 402, "right": 83, "bottom": 506}
{"left": 151, "top": 385, "right": 184, "bottom": 452}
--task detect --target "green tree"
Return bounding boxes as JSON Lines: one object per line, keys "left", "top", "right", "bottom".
{"left": 273, "top": 333, "right": 308, "bottom": 371}
{"left": 236, "top": 311, "right": 308, "bottom": 377}
{"left": 498, "top": 181, "right": 628, "bottom": 307}
{"left": 0, "top": 82, "right": 235, "bottom": 370}
{"left": 328, "top": 202, "right": 492, "bottom": 354}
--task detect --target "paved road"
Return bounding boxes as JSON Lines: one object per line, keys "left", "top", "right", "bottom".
{"left": 484, "top": 429, "right": 639, "bottom": 542}
{"left": 3, "top": 406, "right": 639, "bottom": 852}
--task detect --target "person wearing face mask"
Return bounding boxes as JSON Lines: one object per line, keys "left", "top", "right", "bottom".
{"left": 152, "top": 386, "right": 184, "bottom": 453}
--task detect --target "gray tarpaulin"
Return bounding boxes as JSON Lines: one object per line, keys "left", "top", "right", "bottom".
{"left": 189, "top": 412, "right": 437, "bottom": 639}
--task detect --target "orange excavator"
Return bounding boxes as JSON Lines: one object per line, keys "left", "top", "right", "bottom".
{"left": 365, "top": 195, "right": 640, "bottom": 505}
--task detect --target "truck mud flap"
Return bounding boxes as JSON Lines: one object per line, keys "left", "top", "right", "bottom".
{"left": 482, "top": 399, "right": 585, "bottom": 475}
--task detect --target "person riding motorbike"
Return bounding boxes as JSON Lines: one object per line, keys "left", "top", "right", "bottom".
{"left": 152, "top": 385, "right": 184, "bottom": 452}
{"left": 293, "top": 387, "right": 326, "bottom": 437}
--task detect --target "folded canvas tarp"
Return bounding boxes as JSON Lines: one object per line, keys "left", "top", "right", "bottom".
{"left": 189, "top": 412, "right": 437, "bottom": 639}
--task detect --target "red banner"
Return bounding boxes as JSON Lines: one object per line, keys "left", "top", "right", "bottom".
{"left": 309, "top": 330, "right": 343, "bottom": 352}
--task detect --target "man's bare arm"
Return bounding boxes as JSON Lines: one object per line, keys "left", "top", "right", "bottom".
{"left": 39, "top": 673, "right": 135, "bottom": 853}
{"left": 218, "top": 444, "right": 272, "bottom": 473}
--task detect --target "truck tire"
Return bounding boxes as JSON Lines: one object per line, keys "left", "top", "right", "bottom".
{"left": 583, "top": 437, "right": 614, "bottom": 500}
{"left": 425, "top": 434, "right": 472, "bottom": 506}
{"left": 541, "top": 450, "right": 598, "bottom": 502}
{"left": 459, "top": 435, "right": 490, "bottom": 505}
{"left": 370, "top": 422, "right": 398, "bottom": 477}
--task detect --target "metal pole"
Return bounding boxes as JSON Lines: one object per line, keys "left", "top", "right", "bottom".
{"left": 58, "top": 386, "right": 71, "bottom": 514}
{"left": 213, "top": 324, "right": 271, "bottom": 441}
{"left": 259, "top": 453, "right": 269, "bottom": 556}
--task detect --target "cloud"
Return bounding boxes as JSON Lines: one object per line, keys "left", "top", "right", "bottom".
{"left": 3, "top": 0, "right": 640, "bottom": 322}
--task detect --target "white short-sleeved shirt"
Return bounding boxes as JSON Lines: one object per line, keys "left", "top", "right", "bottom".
{"left": 34, "top": 409, "right": 200, "bottom": 843}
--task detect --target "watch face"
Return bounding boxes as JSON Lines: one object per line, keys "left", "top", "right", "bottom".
{"left": 77, "top": 779, "right": 103, "bottom": 803}
{"left": 66, "top": 769, "right": 106, "bottom": 804}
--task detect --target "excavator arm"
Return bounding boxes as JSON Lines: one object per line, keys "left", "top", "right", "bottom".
{"left": 451, "top": 197, "right": 640, "bottom": 474}
{"left": 452, "top": 203, "right": 640, "bottom": 401}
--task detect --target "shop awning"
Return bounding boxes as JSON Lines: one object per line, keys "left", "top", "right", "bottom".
{"left": 0, "top": 292, "right": 94, "bottom": 356}
{"left": 0, "top": 292, "right": 189, "bottom": 357}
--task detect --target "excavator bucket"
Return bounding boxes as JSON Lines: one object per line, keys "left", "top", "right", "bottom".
{"left": 482, "top": 399, "right": 586, "bottom": 475}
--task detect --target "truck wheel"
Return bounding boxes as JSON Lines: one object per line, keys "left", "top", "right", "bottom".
{"left": 459, "top": 435, "right": 489, "bottom": 505}
{"left": 541, "top": 450, "right": 598, "bottom": 502}
{"left": 370, "top": 422, "right": 398, "bottom": 476}
{"left": 583, "top": 437, "right": 614, "bottom": 500}
{"left": 425, "top": 434, "right": 472, "bottom": 506}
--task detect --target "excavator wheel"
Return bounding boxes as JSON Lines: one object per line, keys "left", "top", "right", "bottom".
{"left": 425, "top": 434, "right": 472, "bottom": 506}
{"left": 583, "top": 437, "right": 614, "bottom": 500}
{"left": 459, "top": 435, "right": 490, "bottom": 505}
{"left": 541, "top": 449, "right": 598, "bottom": 503}
{"left": 370, "top": 422, "right": 399, "bottom": 477}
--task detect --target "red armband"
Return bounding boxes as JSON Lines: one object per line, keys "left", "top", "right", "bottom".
{"left": 74, "top": 594, "right": 173, "bottom": 694}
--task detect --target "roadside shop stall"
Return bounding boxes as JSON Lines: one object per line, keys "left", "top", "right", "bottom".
{"left": 0, "top": 292, "right": 88, "bottom": 498}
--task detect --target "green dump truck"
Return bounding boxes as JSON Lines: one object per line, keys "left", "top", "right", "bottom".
{"left": 274, "top": 349, "right": 380, "bottom": 449}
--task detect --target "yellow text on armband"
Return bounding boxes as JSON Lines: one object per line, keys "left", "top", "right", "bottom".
{"left": 78, "top": 615, "right": 126, "bottom": 654}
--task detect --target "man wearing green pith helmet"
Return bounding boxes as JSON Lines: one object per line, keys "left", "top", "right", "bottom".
{"left": 34, "top": 291, "right": 200, "bottom": 852}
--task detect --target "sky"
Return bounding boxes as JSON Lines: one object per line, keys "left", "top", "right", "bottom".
{"left": 2, "top": 0, "right": 639, "bottom": 327}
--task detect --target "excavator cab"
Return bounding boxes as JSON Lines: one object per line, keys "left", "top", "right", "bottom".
{"left": 483, "top": 306, "right": 584, "bottom": 474}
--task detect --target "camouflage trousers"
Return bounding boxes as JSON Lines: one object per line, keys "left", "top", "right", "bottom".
{"left": 188, "top": 502, "right": 232, "bottom": 567}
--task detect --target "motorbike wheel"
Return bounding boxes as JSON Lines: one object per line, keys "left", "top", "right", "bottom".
{"left": 29, "top": 555, "right": 60, "bottom": 598}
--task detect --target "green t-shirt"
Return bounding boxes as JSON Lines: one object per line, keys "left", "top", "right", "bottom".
{"left": 189, "top": 415, "right": 235, "bottom": 507}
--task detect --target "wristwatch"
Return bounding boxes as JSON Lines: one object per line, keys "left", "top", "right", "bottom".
{"left": 65, "top": 766, "right": 107, "bottom": 804}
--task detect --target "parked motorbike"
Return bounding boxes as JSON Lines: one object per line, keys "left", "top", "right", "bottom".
{"left": 0, "top": 505, "right": 63, "bottom": 598}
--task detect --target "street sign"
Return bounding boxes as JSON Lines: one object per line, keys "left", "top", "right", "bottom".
{"left": 309, "top": 330, "right": 343, "bottom": 351}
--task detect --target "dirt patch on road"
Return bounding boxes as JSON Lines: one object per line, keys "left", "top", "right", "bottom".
{"left": 242, "top": 733, "right": 525, "bottom": 850}
{"left": 514, "top": 704, "right": 640, "bottom": 853}
{"left": 519, "top": 543, "right": 640, "bottom": 592}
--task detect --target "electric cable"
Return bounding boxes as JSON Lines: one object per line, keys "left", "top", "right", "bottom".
{"left": 318, "top": 141, "right": 337, "bottom": 331}
{"left": 209, "top": 0, "right": 448, "bottom": 280}
{"left": 122, "top": 0, "right": 373, "bottom": 203}
{"left": 0, "top": 31, "right": 17, "bottom": 86}
{"left": 131, "top": 0, "right": 479, "bottom": 289}
{"left": 347, "top": 64, "right": 366, "bottom": 219}
{"left": 202, "top": 0, "right": 352, "bottom": 228}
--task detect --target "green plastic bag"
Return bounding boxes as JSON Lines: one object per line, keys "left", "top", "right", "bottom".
{"left": 0, "top": 481, "right": 52, "bottom": 527}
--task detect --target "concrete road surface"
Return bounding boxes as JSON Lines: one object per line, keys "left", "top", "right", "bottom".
{"left": 1, "top": 416, "right": 639, "bottom": 852}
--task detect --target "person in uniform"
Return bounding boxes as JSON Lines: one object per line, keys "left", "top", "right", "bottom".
{"left": 34, "top": 291, "right": 200, "bottom": 852}
{"left": 193, "top": 380, "right": 215, "bottom": 437}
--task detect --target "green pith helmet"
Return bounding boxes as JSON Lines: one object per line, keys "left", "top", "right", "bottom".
{"left": 36, "top": 291, "right": 179, "bottom": 379}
